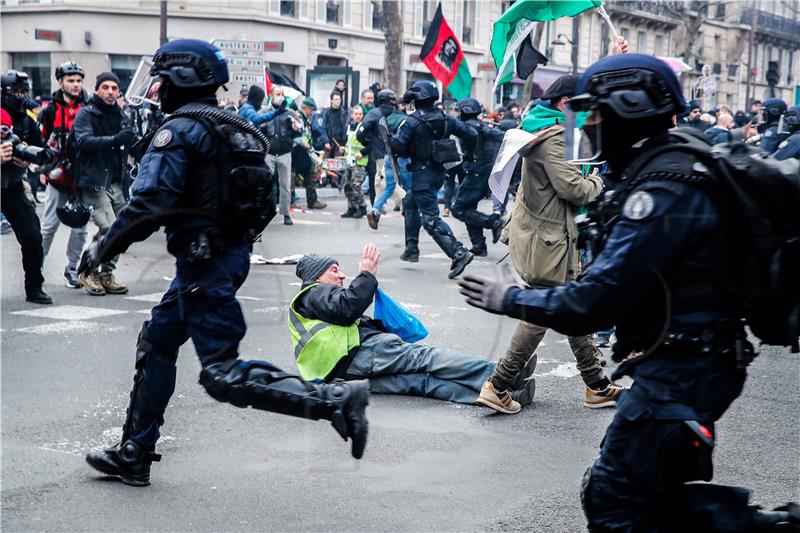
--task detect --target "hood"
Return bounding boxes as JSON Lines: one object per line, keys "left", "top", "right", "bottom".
{"left": 247, "top": 85, "right": 265, "bottom": 108}
{"left": 521, "top": 105, "right": 565, "bottom": 133}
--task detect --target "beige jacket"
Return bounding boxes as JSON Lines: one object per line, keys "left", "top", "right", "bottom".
{"left": 501, "top": 125, "right": 604, "bottom": 287}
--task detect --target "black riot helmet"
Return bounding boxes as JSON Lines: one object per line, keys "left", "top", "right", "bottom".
{"left": 454, "top": 97, "right": 482, "bottom": 119}
{"left": 1, "top": 70, "right": 31, "bottom": 113}
{"left": 404, "top": 80, "right": 439, "bottom": 109}
{"left": 762, "top": 98, "right": 787, "bottom": 125}
{"left": 150, "top": 39, "right": 229, "bottom": 113}
{"left": 55, "top": 61, "right": 85, "bottom": 80}
{"left": 783, "top": 106, "right": 800, "bottom": 133}
{"left": 376, "top": 89, "right": 397, "bottom": 107}
{"left": 567, "top": 54, "right": 685, "bottom": 173}
{"left": 56, "top": 199, "right": 91, "bottom": 228}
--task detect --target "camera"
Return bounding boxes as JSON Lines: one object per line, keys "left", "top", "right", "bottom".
{"left": 6, "top": 134, "right": 55, "bottom": 167}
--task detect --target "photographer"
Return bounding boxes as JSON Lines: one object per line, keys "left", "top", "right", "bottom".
{"left": 38, "top": 61, "right": 89, "bottom": 289}
{"left": 1, "top": 71, "right": 51, "bottom": 304}
{"left": 73, "top": 72, "right": 134, "bottom": 296}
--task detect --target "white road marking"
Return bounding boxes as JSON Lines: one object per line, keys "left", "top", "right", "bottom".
{"left": 237, "top": 295, "right": 262, "bottom": 301}
{"left": 288, "top": 219, "right": 329, "bottom": 225}
{"left": 125, "top": 292, "right": 165, "bottom": 303}
{"left": 14, "top": 321, "right": 115, "bottom": 335}
{"left": 11, "top": 305, "right": 128, "bottom": 321}
{"left": 534, "top": 362, "right": 580, "bottom": 378}
{"left": 137, "top": 309, "right": 152, "bottom": 315}
{"left": 253, "top": 306, "right": 284, "bottom": 313}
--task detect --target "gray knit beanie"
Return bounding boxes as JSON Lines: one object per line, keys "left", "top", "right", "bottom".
{"left": 296, "top": 254, "right": 337, "bottom": 285}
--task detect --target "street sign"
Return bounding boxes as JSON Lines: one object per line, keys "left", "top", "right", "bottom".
{"left": 226, "top": 57, "right": 263, "bottom": 68}
{"left": 231, "top": 73, "right": 264, "bottom": 84}
{"left": 212, "top": 39, "right": 263, "bottom": 54}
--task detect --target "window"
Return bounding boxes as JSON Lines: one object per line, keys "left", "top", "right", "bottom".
{"left": 280, "top": 0, "right": 296, "bottom": 17}
{"left": 369, "top": 68, "right": 384, "bottom": 86}
{"left": 716, "top": 2, "right": 726, "bottom": 18}
{"left": 636, "top": 31, "right": 646, "bottom": 53}
{"left": 326, "top": 0, "right": 340, "bottom": 24}
{"left": 110, "top": 54, "right": 141, "bottom": 93}
{"left": 462, "top": 0, "right": 476, "bottom": 45}
{"left": 421, "top": 0, "right": 436, "bottom": 36}
{"left": 620, "top": 27, "right": 630, "bottom": 41}
{"left": 727, "top": 63, "right": 739, "bottom": 79}
{"left": 654, "top": 35, "right": 663, "bottom": 56}
{"left": 12, "top": 52, "right": 50, "bottom": 97}
{"left": 364, "top": 0, "right": 383, "bottom": 30}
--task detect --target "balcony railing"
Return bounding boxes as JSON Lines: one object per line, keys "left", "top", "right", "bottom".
{"left": 741, "top": 10, "right": 800, "bottom": 40}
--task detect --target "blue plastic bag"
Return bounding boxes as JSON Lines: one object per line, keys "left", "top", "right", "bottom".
{"left": 373, "top": 288, "right": 428, "bottom": 343}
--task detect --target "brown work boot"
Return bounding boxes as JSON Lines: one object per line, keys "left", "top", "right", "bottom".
{"left": 309, "top": 200, "right": 327, "bottom": 209}
{"left": 97, "top": 272, "right": 128, "bottom": 295}
{"left": 80, "top": 272, "right": 106, "bottom": 296}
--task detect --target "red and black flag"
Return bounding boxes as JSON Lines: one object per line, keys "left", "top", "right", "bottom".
{"left": 419, "top": 3, "right": 472, "bottom": 99}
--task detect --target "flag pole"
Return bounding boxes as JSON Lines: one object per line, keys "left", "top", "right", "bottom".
{"left": 595, "top": 6, "right": 620, "bottom": 43}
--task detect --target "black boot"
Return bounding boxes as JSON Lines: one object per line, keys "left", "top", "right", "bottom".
{"left": 367, "top": 210, "right": 381, "bottom": 230}
{"left": 469, "top": 245, "right": 488, "bottom": 257}
{"left": 86, "top": 440, "right": 161, "bottom": 487}
{"left": 353, "top": 207, "right": 366, "bottom": 219}
{"left": 751, "top": 503, "right": 800, "bottom": 531}
{"left": 400, "top": 247, "right": 419, "bottom": 262}
{"left": 199, "top": 361, "right": 369, "bottom": 459}
{"left": 448, "top": 249, "right": 474, "bottom": 280}
{"left": 340, "top": 208, "right": 356, "bottom": 218}
{"left": 25, "top": 286, "right": 52, "bottom": 304}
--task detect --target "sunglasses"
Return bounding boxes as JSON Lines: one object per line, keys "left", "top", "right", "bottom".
{"left": 0, "top": 125, "right": 13, "bottom": 136}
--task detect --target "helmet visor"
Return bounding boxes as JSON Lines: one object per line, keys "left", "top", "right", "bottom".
{"left": 564, "top": 108, "right": 603, "bottom": 165}
{"left": 125, "top": 57, "right": 160, "bottom": 106}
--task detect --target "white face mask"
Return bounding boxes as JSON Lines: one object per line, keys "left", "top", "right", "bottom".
{"left": 272, "top": 96, "right": 284, "bottom": 106}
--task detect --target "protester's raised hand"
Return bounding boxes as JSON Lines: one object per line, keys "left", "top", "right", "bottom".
{"left": 359, "top": 243, "right": 380, "bottom": 277}
{"left": 610, "top": 36, "right": 629, "bottom": 55}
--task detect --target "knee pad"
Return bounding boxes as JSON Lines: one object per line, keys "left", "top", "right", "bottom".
{"left": 421, "top": 215, "right": 440, "bottom": 233}
{"left": 136, "top": 321, "right": 178, "bottom": 367}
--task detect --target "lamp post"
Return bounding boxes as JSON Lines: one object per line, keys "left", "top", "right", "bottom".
{"left": 551, "top": 32, "right": 578, "bottom": 74}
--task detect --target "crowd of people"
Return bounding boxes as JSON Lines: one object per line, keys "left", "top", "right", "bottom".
{"left": 2, "top": 37, "right": 799, "bottom": 529}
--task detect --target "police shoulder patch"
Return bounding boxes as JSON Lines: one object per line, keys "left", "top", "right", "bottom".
{"left": 622, "top": 190, "right": 655, "bottom": 220}
{"left": 152, "top": 128, "right": 173, "bottom": 148}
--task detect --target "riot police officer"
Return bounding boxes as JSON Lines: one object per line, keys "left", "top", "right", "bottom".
{"left": 774, "top": 106, "right": 800, "bottom": 161}
{"left": 458, "top": 54, "right": 799, "bottom": 530}
{"left": 80, "top": 39, "right": 368, "bottom": 487}
{"left": 760, "top": 97, "right": 788, "bottom": 155}
{"left": 390, "top": 81, "right": 477, "bottom": 278}
{"left": 450, "top": 97, "right": 504, "bottom": 257}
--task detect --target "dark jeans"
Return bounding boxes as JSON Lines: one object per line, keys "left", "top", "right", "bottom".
{"left": 292, "top": 146, "right": 319, "bottom": 207}
{"left": 451, "top": 160, "right": 496, "bottom": 249}
{"left": 366, "top": 155, "right": 377, "bottom": 206}
{"left": 1, "top": 179, "right": 44, "bottom": 291}
{"left": 443, "top": 164, "right": 463, "bottom": 210}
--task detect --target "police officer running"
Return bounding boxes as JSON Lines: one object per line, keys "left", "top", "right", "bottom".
{"left": 390, "top": 80, "right": 477, "bottom": 278}
{"left": 80, "top": 40, "right": 368, "bottom": 487}
{"left": 450, "top": 97, "right": 504, "bottom": 257}
{"left": 459, "top": 54, "right": 799, "bottom": 530}
{"left": 759, "top": 98, "right": 788, "bottom": 155}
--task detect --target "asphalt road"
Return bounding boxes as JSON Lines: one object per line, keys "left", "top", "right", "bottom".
{"left": 2, "top": 195, "right": 798, "bottom": 531}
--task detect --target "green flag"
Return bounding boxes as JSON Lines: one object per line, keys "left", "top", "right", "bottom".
{"left": 491, "top": 0, "right": 602, "bottom": 89}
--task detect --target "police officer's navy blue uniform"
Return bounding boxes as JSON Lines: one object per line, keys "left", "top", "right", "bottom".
{"left": 760, "top": 98, "right": 788, "bottom": 155}
{"left": 450, "top": 97, "right": 504, "bottom": 256}
{"left": 459, "top": 54, "right": 799, "bottom": 530}
{"left": 774, "top": 106, "right": 800, "bottom": 161}
{"left": 390, "top": 81, "right": 477, "bottom": 279}
{"left": 80, "top": 40, "right": 368, "bottom": 487}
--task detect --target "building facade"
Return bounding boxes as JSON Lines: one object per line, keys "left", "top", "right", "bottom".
{"left": 0, "top": 0, "right": 504, "bottom": 106}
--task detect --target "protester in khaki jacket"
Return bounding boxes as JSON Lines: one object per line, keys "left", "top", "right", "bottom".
{"left": 475, "top": 75, "right": 623, "bottom": 415}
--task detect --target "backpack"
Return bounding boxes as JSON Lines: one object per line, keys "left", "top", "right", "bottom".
{"left": 415, "top": 110, "right": 461, "bottom": 164}
{"left": 165, "top": 105, "right": 276, "bottom": 241}
{"left": 617, "top": 128, "right": 800, "bottom": 352}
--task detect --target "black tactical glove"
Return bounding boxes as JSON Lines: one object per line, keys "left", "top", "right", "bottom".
{"left": 115, "top": 129, "right": 137, "bottom": 148}
{"left": 77, "top": 230, "right": 106, "bottom": 276}
{"left": 458, "top": 263, "right": 521, "bottom": 315}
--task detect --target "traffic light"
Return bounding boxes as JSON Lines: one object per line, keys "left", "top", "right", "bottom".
{"left": 766, "top": 60, "right": 780, "bottom": 86}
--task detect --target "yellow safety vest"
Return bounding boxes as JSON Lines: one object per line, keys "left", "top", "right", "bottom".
{"left": 288, "top": 284, "right": 361, "bottom": 381}
{"left": 345, "top": 126, "right": 369, "bottom": 166}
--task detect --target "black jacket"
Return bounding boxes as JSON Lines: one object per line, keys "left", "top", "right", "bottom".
{"left": 263, "top": 103, "right": 297, "bottom": 155}
{"left": 357, "top": 104, "right": 394, "bottom": 158}
{"left": 322, "top": 106, "right": 348, "bottom": 146}
{"left": 2, "top": 110, "right": 43, "bottom": 189}
{"left": 72, "top": 95, "right": 132, "bottom": 190}
{"left": 295, "top": 272, "right": 385, "bottom": 340}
